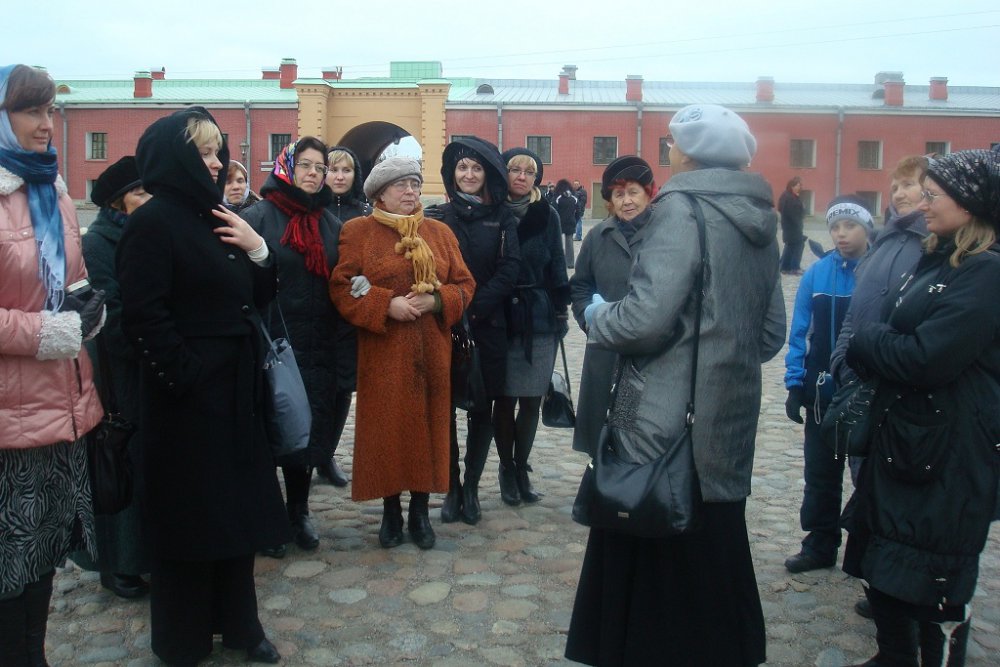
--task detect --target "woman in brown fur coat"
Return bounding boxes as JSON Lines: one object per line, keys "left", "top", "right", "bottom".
{"left": 329, "top": 157, "right": 475, "bottom": 550}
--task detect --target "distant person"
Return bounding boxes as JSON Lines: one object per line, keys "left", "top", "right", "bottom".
{"left": 778, "top": 176, "right": 806, "bottom": 274}
{"left": 554, "top": 179, "right": 577, "bottom": 268}
{"left": 783, "top": 197, "right": 872, "bottom": 574}
{"left": 223, "top": 160, "right": 260, "bottom": 214}
{"left": 545, "top": 181, "right": 556, "bottom": 204}
{"left": 573, "top": 178, "right": 588, "bottom": 240}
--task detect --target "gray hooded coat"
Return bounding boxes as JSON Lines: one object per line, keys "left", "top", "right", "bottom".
{"left": 587, "top": 168, "right": 786, "bottom": 502}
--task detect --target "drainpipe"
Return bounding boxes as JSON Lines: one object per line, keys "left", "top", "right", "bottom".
{"left": 496, "top": 103, "right": 503, "bottom": 152}
{"left": 59, "top": 100, "right": 68, "bottom": 192}
{"left": 244, "top": 100, "right": 252, "bottom": 186}
{"left": 635, "top": 103, "right": 643, "bottom": 158}
{"left": 834, "top": 106, "right": 844, "bottom": 196}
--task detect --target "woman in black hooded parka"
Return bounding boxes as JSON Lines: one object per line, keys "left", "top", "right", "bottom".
{"left": 242, "top": 136, "right": 347, "bottom": 555}
{"left": 117, "top": 106, "right": 289, "bottom": 665}
{"left": 425, "top": 136, "right": 521, "bottom": 525}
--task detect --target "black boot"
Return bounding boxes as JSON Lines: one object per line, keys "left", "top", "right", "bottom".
{"left": 0, "top": 589, "right": 28, "bottom": 667}
{"left": 99, "top": 572, "right": 149, "bottom": 599}
{"left": 315, "top": 458, "right": 349, "bottom": 487}
{"left": 498, "top": 462, "right": 521, "bottom": 506}
{"left": 514, "top": 462, "right": 542, "bottom": 503}
{"left": 379, "top": 495, "right": 404, "bottom": 548}
{"left": 441, "top": 471, "right": 463, "bottom": 523}
{"left": 853, "top": 588, "right": 919, "bottom": 667}
{"left": 288, "top": 502, "right": 320, "bottom": 550}
{"left": 461, "top": 411, "right": 492, "bottom": 525}
{"left": 919, "top": 617, "right": 970, "bottom": 667}
{"left": 407, "top": 492, "right": 436, "bottom": 549}
{"left": 24, "top": 571, "right": 53, "bottom": 667}
{"left": 246, "top": 637, "right": 281, "bottom": 664}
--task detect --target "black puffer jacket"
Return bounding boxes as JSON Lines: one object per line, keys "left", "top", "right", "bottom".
{"left": 426, "top": 136, "right": 521, "bottom": 398}
{"left": 324, "top": 145, "right": 372, "bottom": 223}
{"left": 242, "top": 174, "right": 356, "bottom": 466}
{"left": 555, "top": 192, "right": 577, "bottom": 234}
{"left": 845, "top": 241, "right": 1000, "bottom": 608}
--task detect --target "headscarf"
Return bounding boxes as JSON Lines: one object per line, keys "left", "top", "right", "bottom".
{"left": 372, "top": 200, "right": 440, "bottom": 294}
{"left": 0, "top": 64, "right": 65, "bottom": 311}
{"left": 227, "top": 160, "right": 251, "bottom": 206}
{"left": 266, "top": 141, "right": 330, "bottom": 278}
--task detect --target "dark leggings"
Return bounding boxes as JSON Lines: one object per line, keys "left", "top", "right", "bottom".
{"left": 281, "top": 465, "right": 310, "bottom": 506}
{"left": 492, "top": 396, "right": 542, "bottom": 466}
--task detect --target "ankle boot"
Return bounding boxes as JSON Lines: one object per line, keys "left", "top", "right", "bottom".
{"left": 24, "top": 571, "right": 54, "bottom": 667}
{"left": 461, "top": 412, "right": 492, "bottom": 525}
{"left": 407, "top": 492, "right": 436, "bottom": 549}
{"left": 514, "top": 462, "right": 542, "bottom": 503}
{"left": 498, "top": 462, "right": 521, "bottom": 506}
{"left": 287, "top": 502, "right": 320, "bottom": 550}
{"left": 862, "top": 588, "right": 919, "bottom": 667}
{"left": 440, "top": 468, "right": 463, "bottom": 523}
{"left": 315, "top": 458, "right": 349, "bottom": 487}
{"left": 0, "top": 590, "right": 28, "bottom": 666}
{"left": 379, "top": 495, "right": 404, "bottom": 548}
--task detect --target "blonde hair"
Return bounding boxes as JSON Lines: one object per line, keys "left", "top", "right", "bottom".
{"left": 924, "top": 217, "right": 997, "bottom": 267}
{"left": 506, "top": 154, "right": 541, "bottom": 203}
{"left": 184, "top": 117, "right": 222, "bottom": 149}
{"left": 327, "top": 149, "right": 354, "bottom": 168}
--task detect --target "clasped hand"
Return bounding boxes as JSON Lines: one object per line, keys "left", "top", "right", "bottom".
{"left": 388, "top": 292, "right": 436, "bottom": 322}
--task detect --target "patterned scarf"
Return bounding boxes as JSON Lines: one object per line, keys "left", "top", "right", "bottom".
{"left": 269, "top": 141, "right": 328, "bottom": 277}
{"left": 0, "top": 64, "right": 65, "bottom": 311}
{"left": 372, "top": 202, "right": 440, "bottom": 294}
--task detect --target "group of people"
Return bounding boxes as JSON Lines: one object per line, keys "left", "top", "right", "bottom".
{"left": 2, "top": 59, "right": 999, "bottom": 667}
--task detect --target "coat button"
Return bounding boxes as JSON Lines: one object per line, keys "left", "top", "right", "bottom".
{"left": 241, "top": 305, "right": 251, "bottom": 313}
{"left": 143, "top": 350, "right": 150, "bottom": 356}
{"left": 227, "top": 253, "right": 236, "bottom": 260}
{"left": 137, "top": 337, "right": 144, "bottom": 343}
{"left": 168, "top": 382, "right": 175, "bottom": 388}
{"left": 157, "top": 371, "right": 166, "bottom": 378}
{"left": 512, "top": 297, "right": 519, "bottom": 304}
{"left": 150, "top": 361, "right": 157, "bottom": 368}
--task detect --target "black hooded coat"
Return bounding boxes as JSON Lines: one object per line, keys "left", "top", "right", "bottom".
{"left": 426, "top": 137, "right": 521, "bottom": 397}
{"left": 116, "top": 107, "right": 291, "bottom": 560}
{"left": 242, "top": 173, "right": 356, "bottom": 466}
{"left": 324, "top": 145, "right": 372, "bottom": 223}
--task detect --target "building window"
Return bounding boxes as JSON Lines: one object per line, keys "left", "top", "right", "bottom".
{"left": 856, "top": 191, "right": 881, "bottom": 217}
{"left": 658, "top": 137, "right": 671, "bottom": 166}
{"left": 858, "top": 141, "right": 882, "bottom": 170}
{"left": 800, "top": 190, "right": 815, "bottom": 216}
{"left": 526, "top": 136, "right": 552, "bottom": 164}
{"left": 86, "top": 132, "right": 107, "bottom": 160}
{"left": 269, "top": 134, "right": 291, "bottom": 161}
{"left": 925, "top": 141, "right": 949, "bottom": 156}
{"left": 593, "top": 136, "right": 618, "bottom": 165}
{"left": 790, "top": 139, "right": 815, "bottom": 168}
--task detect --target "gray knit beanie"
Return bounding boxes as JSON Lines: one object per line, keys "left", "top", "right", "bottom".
{"left": 363, "top": 156, "right": 423, "bottom": 200}
{"left": 668, "top": 104, "right": 757, "bottom": 168}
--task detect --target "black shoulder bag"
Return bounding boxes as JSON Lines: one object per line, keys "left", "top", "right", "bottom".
{"left": 542, "top": 338, "right": 575, "bottom": 428}
{"left": 86, "top": 334, "right": 136, "bottom": 516}
{"left": 571, "top": 193, "right": 706, "bottom": 538}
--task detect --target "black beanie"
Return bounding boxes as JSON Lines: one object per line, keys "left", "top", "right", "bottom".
{"left": 601, "top": 156, "right": 653, "bottom": 201}
{"left": 926, "top": 150, "right": 1000, "bottom": 230}
{"left": 91, "top": 156, "right": 141, "bottom": 208}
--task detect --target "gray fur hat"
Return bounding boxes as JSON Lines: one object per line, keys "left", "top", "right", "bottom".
{"left": 363, "top": 156, "right": 423, "bottom": 200}
{"left": 668, "top": 104, "right": 757, "bottom": 168}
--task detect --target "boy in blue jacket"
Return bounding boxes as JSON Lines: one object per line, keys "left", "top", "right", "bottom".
{"left": 784, "top": 197, "right": 873, "bottom": 573}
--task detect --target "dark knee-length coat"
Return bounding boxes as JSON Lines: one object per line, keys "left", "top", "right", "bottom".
{"left": 329, "top": 207, "right": 475, "bottom": 501}
{"left": 117, "top": 107, "right": 290, "bottom": 561}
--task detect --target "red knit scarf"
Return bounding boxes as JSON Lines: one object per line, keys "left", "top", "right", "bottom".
{"left": 267, "top": 189, "right": 328, "bottom": 277}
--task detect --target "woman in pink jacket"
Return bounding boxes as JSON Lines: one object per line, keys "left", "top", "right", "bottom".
{"left": 0, "top": 64, "right": 105, "bottom": 666}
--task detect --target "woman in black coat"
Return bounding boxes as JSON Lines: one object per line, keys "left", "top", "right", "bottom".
{"left": 117, "top": 107, "right": 289, "bottom": 665}
{"left": 554, "top": 179, "right": 578, "bottom": 268}
{"left": 842, "top": 150, "right": 1000, "bottom": 667}
{"left": 494, "top": 147, "right": 569, "bottom": 505}
{"left": 426, "top": 136, "right": 521, "bottom": 525}
{"left": 778, "top": 176, "right": 805, "bottom": 274}
{"left": 242, "top": 136, "right": 346, "bottom": 555}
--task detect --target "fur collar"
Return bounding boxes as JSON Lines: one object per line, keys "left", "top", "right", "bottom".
{"left": 516, "top": 199, "right": 552, "bottom": 242}
{"left": 0, "top": 163, "right": 68, "bottom": 197}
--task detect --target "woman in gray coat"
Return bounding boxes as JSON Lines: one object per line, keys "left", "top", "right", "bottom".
{"left": 569, "top": 156, "right": 656, "bottom": 457}
{"left": 565, "top": 105, "right": 785, "bottom": 667}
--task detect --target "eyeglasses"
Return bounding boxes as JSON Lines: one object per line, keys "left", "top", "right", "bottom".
{"left": 921, "top": 189, "right": 944, "bottom": 203}
{"left": 389, "top": 178, "right": 422, "bottom": 192}
{"left": 294, "top": 160, "right": 329, "bottom": 176}
{"left": 508, "top": 167, "right": 537, "bottom": 178}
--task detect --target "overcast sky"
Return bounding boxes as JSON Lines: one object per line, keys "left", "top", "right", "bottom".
{"left": 6, "top": 1, "right": 1000, "bottom": 86}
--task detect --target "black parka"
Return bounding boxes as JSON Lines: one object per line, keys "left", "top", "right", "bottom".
{"left": 845, "top": 241, "right": 1000, "bottom": 608}
{"left": 117, "top": 107, "right": 290, "bottom": 560}
{"left": 426, "top": 137, "right": 521, "bottom": 398}
{"left": 242, "top": 174, "right": 356, "bottom": 467}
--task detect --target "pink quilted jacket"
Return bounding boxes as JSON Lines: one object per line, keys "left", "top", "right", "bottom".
{"left": 0, "top": 165, "right": 104, "bottom": 449}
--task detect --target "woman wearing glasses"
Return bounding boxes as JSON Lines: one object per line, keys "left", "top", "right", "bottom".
{"left": 242, "top": 137, "right": 347, "bottom": 557}
{"left": 492, "top": 147, "right": 569, "bottom": 505}
{"left": 841, "top": 150, "right": 1000, "bottom": 666}
{"left": 426, "top": 137, "right": 521, "bottom": 526}
{"left": 329, "top": 157, "right": 475, "bottom": 550}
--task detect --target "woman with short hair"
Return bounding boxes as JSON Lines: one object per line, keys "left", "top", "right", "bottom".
{"left": 224, "top": 160, "right": 260, "bottom": 214}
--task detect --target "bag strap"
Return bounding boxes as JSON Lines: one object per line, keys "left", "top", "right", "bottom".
{"left": 263, "top": 299, "right": 293, "bottom": 345}
{"left": 559, "top": 337, "right": 573, "bottom": 403}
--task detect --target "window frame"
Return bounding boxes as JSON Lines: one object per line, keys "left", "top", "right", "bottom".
{"left": 525, "top": 135, "right": 552, "bottom": 165}
{"left": 592, "top": 136, "right": 618, "bottom": 165}
{"left": 658, "top": 137, "right": 672, "bottom": 166}
{"left": 857, "top": 140, "right": 883, "bottom": 170}
{"left": 85, "top": 131, "right": 107, "bottom": 161}
{"left": 269, "top": 133, "right": 292, "bottom": 161}
{"left": 789, "top": 139, "right": 816, "bottom": 169}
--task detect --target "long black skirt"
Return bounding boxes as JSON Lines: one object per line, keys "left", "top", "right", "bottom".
{"left": 565, "top": 500, "right": 766, "bottom": 667}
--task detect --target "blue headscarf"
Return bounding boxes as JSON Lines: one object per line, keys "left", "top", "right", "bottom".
{"left": 0, "top": 64, "right": 65, "bottom": 311}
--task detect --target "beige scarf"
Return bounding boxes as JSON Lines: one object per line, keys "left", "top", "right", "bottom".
{"left": 373, "top": 202, "right": 441, "bottom": 294}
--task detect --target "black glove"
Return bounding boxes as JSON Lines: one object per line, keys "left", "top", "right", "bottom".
{"left": 785, "top": 386, "right": 804, "bottom": 424}
{"left": 64, "top": 289, "right": 107, "bottom": 338}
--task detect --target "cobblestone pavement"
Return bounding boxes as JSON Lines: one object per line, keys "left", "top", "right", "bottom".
{"left": 49, "top": 218, "right": 1000, "bottom": 666}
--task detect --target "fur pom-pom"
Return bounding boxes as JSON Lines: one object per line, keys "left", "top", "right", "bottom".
{"left": 36, "top": 311, "right": 83, "bottom": 360}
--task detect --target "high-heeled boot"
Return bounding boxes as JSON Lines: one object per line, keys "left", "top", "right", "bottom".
{"left": 498, "top": 461, "right": 521, "bottom": 506}
{"left": 407, "top": 492, "right": 436, "bottom": 549}
{"left": 379, "top": 495, "right": 404, "bottom": 548}
{"left": 461, "top": 411, "right": 493, "bottom": 525}
{"left": 514, "top": 462, "right": 542, "bottom": 503}
{"left": 288, "top": 502, "right": 320, "bottom": 550}
{"left": 441, "top": 420, "right": 463, "bottom": 523}
{"left": 24, "top": 570, "right": 54, "bottom": 667}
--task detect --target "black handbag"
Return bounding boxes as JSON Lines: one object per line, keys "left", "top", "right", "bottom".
{"left": 542, "top": 338, "right": 575, "bottom": 428}
{"left": 86, "top": 334, "right": 135, "bottom": 516}
{"left": 820, "top": 376, "right": 880, "bottom": 458}
{"left": 261, "top": 303, "right": 311, "bottom": 457}
{"left": 571, "top": 193, "right": 707, "bottom": 539}
{"left": 451, "top": 294, "right": 488, "bottom": 411}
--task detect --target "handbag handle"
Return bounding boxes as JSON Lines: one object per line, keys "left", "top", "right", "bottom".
{"left": 263, "top": 299, "right": 293, "bottom": 347}
{"left": 559, "top": 337, "right": 573, "bottom": 403}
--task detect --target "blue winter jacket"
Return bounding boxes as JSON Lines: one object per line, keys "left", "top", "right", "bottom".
{"left": 784, "top": 251, "right": 859, "bottom": 406}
